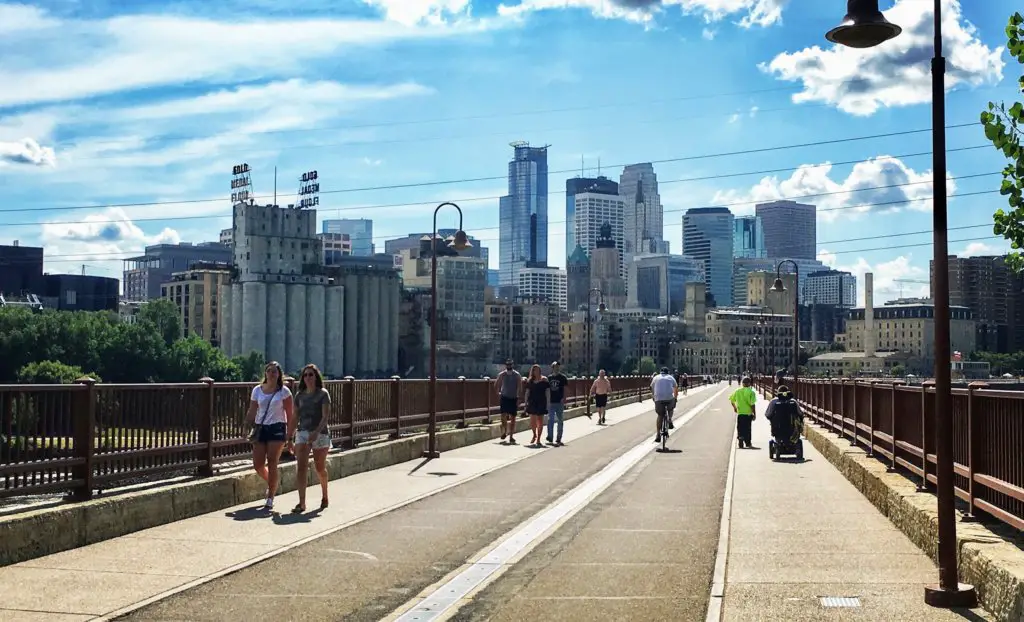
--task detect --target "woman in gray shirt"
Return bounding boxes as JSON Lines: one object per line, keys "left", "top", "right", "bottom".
{"left": 292, "top": 364, "right": 332, "bottom": 513}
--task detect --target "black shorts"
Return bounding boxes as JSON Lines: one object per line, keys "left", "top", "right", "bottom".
{"left": 654, "top": 400, "right": 673, "bottom": 417}
{"left": 594, "top": 394, "right": 608, "bottom": 408}
{"left": 500, "top": 397, "right": 518, "bottom": 415}
{"left": 256, "top": 422, "right": 287, "bottom": 444}
{"left": 526, "top": 407, "right": 546, "bottom": 416}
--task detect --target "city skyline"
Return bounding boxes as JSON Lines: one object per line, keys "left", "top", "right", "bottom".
{"left": 0, "top": 0, "right": 1018, "bottom": 307}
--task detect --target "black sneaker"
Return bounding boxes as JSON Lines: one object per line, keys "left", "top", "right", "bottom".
{"left": 654, "top": 434, "right": 661, "bottom": 443}
{"left": 509, "top": 437, "right": 517, "bottom": 445}
{"left": 546, "top": 437, "right": 553, "bottom": 444}
{"left": 555, "top": 440, "right": 563, "bottom": 447}
{"left": 669, "top": 420, "right": 675, "bottom": 429}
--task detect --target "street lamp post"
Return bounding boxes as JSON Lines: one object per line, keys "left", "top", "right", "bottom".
{"left": 825, "top": 0, "right": 975, "bottom": 608}
{"left": 425, "top": 202, "right": 472, "bottom": 460}
{"left": 585, "top": 288, "right": 605, "bottom": 417}
{"left": 771, "top": 261, "right": 800, "bottom": 391}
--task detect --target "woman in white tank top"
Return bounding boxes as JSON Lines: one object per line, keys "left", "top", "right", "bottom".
{"left": 246, "top": 361, "right": 294, "bottom": 511}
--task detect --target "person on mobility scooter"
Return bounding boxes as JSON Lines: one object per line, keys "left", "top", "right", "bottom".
{"left": 765, "top": 385, "right": 804, "bottom": 461}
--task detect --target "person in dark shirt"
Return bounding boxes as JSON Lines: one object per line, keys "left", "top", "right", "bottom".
{"left": 546, "top": 362, "right": 569, "bottom": 446}
{"left": 524, "top": 364, "right": 550, "bottom": 447}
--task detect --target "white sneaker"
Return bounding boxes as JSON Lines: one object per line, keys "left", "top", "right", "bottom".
{"left": 263, "top": 496, "right": 274, "bottom": 511}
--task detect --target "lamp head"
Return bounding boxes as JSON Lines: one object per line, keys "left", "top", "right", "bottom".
{"left": 598, "top": 301, "right": 607, "bottom": 312}
{"left": 825, "top": 0, "right": 902, "bottom": 49}
{"left": 771, "top": 278, "right": 787, "bottom": 293}
{"left": 447, "top": 230, "right": 472, "bottom": 251}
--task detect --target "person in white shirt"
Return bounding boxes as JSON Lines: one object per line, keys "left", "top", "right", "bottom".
{"left": 650, "top": 367, "right": 678, "bottom": 443}
{"left": 246, "top": 361, "right": 294, "bottom": 511}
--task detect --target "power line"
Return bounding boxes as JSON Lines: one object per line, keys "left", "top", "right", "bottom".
{"left": 1, "top": 122, "right": 981, "bottom": 217}
{"left": 1, "top": 144, "right": 991, "bottom": 232}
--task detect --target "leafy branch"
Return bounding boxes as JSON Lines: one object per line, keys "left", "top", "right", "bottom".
{"left": 980, "top": 12, "right": 1024, "bottom": 271}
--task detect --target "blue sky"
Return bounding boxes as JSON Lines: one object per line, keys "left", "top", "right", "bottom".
{"left": 0, "top": 0, "right": 1020, "bottom": 304}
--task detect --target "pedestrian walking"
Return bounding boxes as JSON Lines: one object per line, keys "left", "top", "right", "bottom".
{"left": 545, "top": 362, "right": 568, "bottom": 446}
{"left": 291, "top": 363, "right": 331, "bottom": 514}
{"left": 524, "top": 364, "right": 550, "bottom": 447}
{"left": 590, "top": 369, "right": 611, "bottom": 424}
{"left": 246, "top": 361, "right": 294, "bottom": 511}
{"left": 494, "top": 360, "right": 523, "bottom": 445}
{"left": 729, "top": 376, "right": 758, "bottom": 449}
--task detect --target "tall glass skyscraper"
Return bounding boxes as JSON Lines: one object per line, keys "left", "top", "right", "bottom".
{"left": 565, "top": 176, "right": 618, "bottom": 260}
{"left": 499, "top": 142, "right": 549, "bottom": 286}
{"left": 682, "top": 207, "right": 735, "bottom": 307}
{"left": 755, "top": 200, "right": 817, "bottom": 259}
{"left": 323, "top": 219, "right": 374, "bottom": 256}
{"left": 733, "top": 215, "right": 767, "bottom": 259}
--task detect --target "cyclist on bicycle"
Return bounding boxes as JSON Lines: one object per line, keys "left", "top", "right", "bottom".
{"left": 651, "top": 367, "right": 678, "bottom": 443}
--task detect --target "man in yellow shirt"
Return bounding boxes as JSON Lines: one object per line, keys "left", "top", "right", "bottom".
{"left": 729, "top": 376, "right": 757, "bottom": 449}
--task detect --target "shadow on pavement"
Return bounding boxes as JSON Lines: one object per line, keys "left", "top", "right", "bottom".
{"left": 656, "top": 448, "right": 683, "bottom": 454}
{"left": 273, "top": 508, "right": 324, "bottom": 525}
{"left": 226, "top": 506, "right": 273, "bottom": 521}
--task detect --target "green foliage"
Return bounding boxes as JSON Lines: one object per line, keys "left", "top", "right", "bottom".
{"left": 618, "top": 356, "right": 638, "bottom": 376}
{"left": 981, "top": 12, "right": 1024, "bottom": 271}
{"left": 637, "top": 356, "right": 657, "bottom": 376}
{"left": 889, "top": 364, "right": 906, "bottom": 378}
{"left": 16, "top": 360, "right": 100, "bottom": 384}
{"left": 231, "top": 351, "right": 267, "bottom": 382}
{"left": 969, "top": 351, "right": 1024, "bottom": 375}
{"left": 0, "top": 304, "right": 243, "bottom": 384}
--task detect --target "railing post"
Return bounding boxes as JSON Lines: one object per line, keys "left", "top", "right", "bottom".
{"left": 457, "top": 376, "right": 467, "bottom": 429}
{"left": 197, "top": 377, "right": 215, "bottom": 477}
{"left": 837, "top": 378, "right": 845, "bottom": 437}
{"left": 389, "top": 376, "right": 402, "bottom": 439}
{"left": 482, "top": 376, "right": 491, "bottom": 424}
{"left": 966, "top": 381, "right": 988, "bottom": 520}
{"left": 70, "top": 377, "right": 96, "bottom": 502}
{"left": 866, "top": 380, "right": 875, "bottom": 457}
{"left": 849, "top": 379, "right": 858, "bottom": 447}
{"left": 342, "top": 376, "right": 356, "bottom": 449}
{"left": 919, "top": 380, "right": 934, "bottom": 492}
{"left": 888, "top": 382, "right": 898, "bottom": 472}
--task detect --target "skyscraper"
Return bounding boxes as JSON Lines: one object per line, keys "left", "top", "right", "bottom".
{"left": 499, "top": 142, "right": 549, "bottom": 287}
{"left": 323, "top": 219, "right": 375, "bottom": 256}
{"left": 755, "top": 200, "right": 816, "bottom": 260}
{"left": 565, "top": 176, "right": 618, "bottom": 259}
{"left": 733, "top": 215, "right": 767, "bottom": 259}
{"left": 682, "top": 207, "right": 735, "bottom": 308}
{"left": 619, "top": 163, "right": 666, "bottom": 259}
{"left": 574, "top": 191, "right": 625, "bottom": 273}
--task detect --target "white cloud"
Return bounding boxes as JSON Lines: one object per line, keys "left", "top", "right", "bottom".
{"left": 761, "top": 0, "right": 1003, "bottom": 115}
{"left": 702, "top": 27, "right": 717, "bottom": 40}
{"left": 0, "top": 4, "right": 56, "bottom": 34}
{"left": 0, "top": 138, "right": 56, "bottom": 167}
{"left": 728, "top": 113, "right": 741, "bottom": 123}
{"left": 361, "top": 0, "right": 472, "bottom": 25}
{"left": 362, "top": 157, "right": 385, "bottom": 167}
{"left": 0, "top": 6, "right": 489, "bottom": 108}
{"left": 710, "top": 156, "right": 955, "bottom": 219}
{"left": 959, "top": 240, "right": 1009, "bottom": 257}
{"left": 818, "top": 250, "right": 928, "bottom": 305}
{"left": 497, "top": 0, "right": 784, "bottom": 27}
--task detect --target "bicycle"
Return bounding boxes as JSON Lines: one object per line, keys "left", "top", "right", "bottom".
{"left": 655, "top": 399, "right": 674, "bottom": 451}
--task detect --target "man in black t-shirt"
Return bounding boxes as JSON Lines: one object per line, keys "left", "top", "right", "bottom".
{"left": 546, "top": 362, "right": 570, "bottom": 446}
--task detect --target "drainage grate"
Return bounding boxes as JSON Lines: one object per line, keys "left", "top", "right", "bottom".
{"left": 820, "top": 596, "right": 862, "bottom": 608}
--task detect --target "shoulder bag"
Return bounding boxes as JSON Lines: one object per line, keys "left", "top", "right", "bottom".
{"left": 248, "top": 386, "right": 281, "bottom": 443}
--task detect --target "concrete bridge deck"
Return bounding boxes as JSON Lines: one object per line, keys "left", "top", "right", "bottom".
{"left": 0, "top": 384, "right": 993, "bottom": 621}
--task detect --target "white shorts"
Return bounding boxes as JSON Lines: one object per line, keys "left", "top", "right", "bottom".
{"left": 294, "top": 429, "right": 332, "bottom": 450}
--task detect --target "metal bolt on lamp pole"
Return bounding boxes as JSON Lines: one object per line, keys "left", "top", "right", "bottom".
{"left": 825, "top": 0, "right": 976, "bottom": 608}
{"left": 425, "top": 202, "right": 472, "bottom": 460}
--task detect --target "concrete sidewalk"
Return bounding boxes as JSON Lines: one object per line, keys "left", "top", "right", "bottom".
{"left": 0, "top": 386, "right": 715, "bottom": 622}
{"left": 719, "top": 397, "right": 993, "bottom": 622}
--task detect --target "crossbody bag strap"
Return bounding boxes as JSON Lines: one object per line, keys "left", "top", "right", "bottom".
{"left": 256, "top": 387, "right": 281, "bottom": 426}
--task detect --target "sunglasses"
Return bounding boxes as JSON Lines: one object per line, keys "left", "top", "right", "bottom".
{"left": 302, "top": 372, "right": 316, "bottom": 378}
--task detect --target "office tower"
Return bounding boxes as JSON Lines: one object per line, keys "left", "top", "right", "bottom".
{"left": 565, "top": 176, "right": 619, "bottom": 259}
{"left": 682, "top": 207, "right": 735, "bottom": 307}
{"left": 518, "top": 266, "right": 567, "bottom": 311}
{"left": 733, "top": 215, "right": 767, "bottom": 259}
{"left": 627, "top": 254, "right": 704, "bottom": 315}
{"left": 804, "top": 269, "right": 857, "bottom": 308}
{"left": 755, "top": 200, "right": 817, "bottom": 260}
{"left": 499, "top": 142, "right": 549, "bottom": 287}
{"left": 574, "top": 191, "right": 625, "bottom": 273}
{"left": 731, "top": 257, "right": 829, "bottom": 309}
{"left": 123, "top": 242, "right": 232, "bottom": 301}
{"left": 936, "top": 254, "right": 1024, "bottom": 353}
{"left": 566, "top": 245, "right": 591, "bottom": 313}
{"left": 619, "top": 163, "right": 666, "bottom": 259}
{"left": 323, "top": 218, "right": 374, "bottom": 256}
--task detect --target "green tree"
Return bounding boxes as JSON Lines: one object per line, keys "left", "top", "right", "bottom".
{"left": 232, "top": 351, "right": 267, "bottom": 382}
{"left": 138, "top": 299, "right": 183, "bottom": 346}
{"left": 981, "top": 12, "right": 1024, "bottom": 271}
{"left": 618, "top": 356, "right": 638, "bottom": 376}
{"left": 638, "top": 356, "right": 657, "bottom": 376}
{"left": 165, "top": 335, "right": 242, "bottom": 382}
{"left": 17, "top": 361, "right": 101, "bottom": 384}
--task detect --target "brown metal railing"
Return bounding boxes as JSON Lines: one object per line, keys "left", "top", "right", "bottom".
{"left": 756, "top": 376, "right": 1024, "bottom": 533}
{"left": 0, "top": 374, "right": 677, "bottom": 502}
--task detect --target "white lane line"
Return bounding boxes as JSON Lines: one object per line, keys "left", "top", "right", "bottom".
{"left": 92, "top": 389, "right": 714, "bottom": 622}
{"left": 387, "top": 386, "right": 728, "bottom": 622}
{"left": 705, "top": 413, "right": 739, "bottom": 622}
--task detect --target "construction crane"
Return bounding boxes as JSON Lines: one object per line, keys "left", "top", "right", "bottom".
{"left": 892, "top": 278, "right": 929, "bottom": 298}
